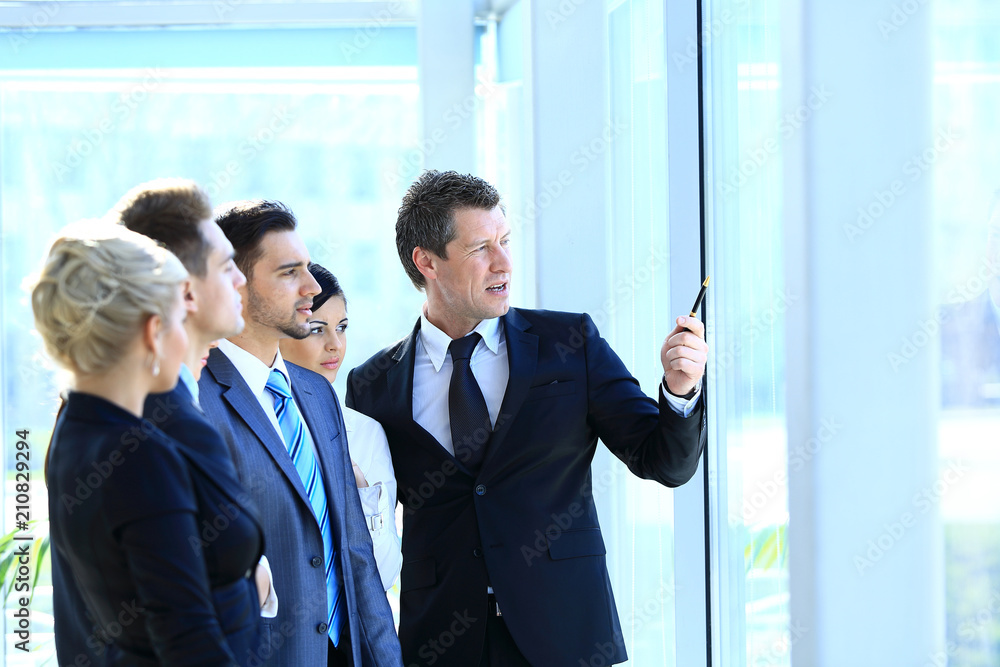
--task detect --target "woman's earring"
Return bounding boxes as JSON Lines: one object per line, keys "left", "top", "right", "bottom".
{"left": 148, "top": 352, "right": 160, "bottom": 377}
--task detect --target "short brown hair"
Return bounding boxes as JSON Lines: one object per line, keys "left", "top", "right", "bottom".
{"left": 113, "top": 178, "right": 213, "bottom": 277}
{"left": 396, "top": 170, "right": 502, "bottom": 289}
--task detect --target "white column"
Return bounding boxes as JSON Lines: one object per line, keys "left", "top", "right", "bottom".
{"left": 417, "top": 0, "right": 476, "bottom": 173}
{"left": 525, "top": 0, "right": 610, "bottom": 312}
{"left": 784, "top": 0, "right": 942, "bottom": 664}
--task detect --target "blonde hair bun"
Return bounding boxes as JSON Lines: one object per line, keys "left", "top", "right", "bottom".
{"left": 29, "top": 219, "right": 187, "bottom": 375}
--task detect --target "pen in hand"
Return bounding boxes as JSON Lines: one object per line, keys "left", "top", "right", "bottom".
{"left": 664, "top": 276, "right": 711, "bottom": 396}
{"left": 688, "top": 276, "right": 710, "bottom": 320}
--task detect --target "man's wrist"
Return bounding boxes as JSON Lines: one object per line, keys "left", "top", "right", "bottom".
{"left": 662, "top": 375, "right": 698, "bottom": 400}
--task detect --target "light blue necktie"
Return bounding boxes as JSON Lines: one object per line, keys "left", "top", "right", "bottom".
{"left": 265, "top": 369, "right": 346, "bottom": 645}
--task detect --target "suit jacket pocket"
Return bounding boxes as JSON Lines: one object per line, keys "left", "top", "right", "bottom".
{"left": 525, "top": 380, "right": 577, "bottom": 401}
{"left": 547, "top": 527, "right": 607, "bottom": 560}
{"left": 400, "top": 558, "right": 436, "bottom": 593}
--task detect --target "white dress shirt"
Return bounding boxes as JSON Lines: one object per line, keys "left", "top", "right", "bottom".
{"left": 413, "top": 314, "right": 508, "bottom": 456}
{"left": 343, "top": 406, "right": 402, "bottom": 592}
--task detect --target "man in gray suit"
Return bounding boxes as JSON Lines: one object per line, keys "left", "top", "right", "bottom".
{"left": 198, "top": 200, "right": 401, "bottom": 666}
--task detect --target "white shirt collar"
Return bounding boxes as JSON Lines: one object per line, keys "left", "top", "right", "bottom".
{"left": 418, "top": 310, "right": 502, "bottom": 373}
{"left": 216, "top": 338, "right": 294, "bottom": 396}
{"left": 177, "top": 363, "right": 200, "bottom": 407}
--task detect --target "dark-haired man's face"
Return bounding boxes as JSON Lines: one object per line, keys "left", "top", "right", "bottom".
{"left": 243, "top": 230, "right": 320, "bottom": 340}
{"left": 423, "top": 206, "right": 511, "bottom": 337}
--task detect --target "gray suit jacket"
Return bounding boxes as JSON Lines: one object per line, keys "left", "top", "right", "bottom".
{"left": 199, "top": 348, "right": 402, "bottom": 666}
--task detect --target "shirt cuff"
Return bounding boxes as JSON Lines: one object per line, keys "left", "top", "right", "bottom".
{"left": 358, "top": 482, "right": 390, "bottom": 534}
{"left": 661, "top": 378, "right": 702, "bottom": 418}
{"left": 258, "top": 554, "right": 278, "bottom": 618}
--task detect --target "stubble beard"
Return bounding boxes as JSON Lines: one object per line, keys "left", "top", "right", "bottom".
{"left": 246, "top": 284, "right": 312, "bottom": 340}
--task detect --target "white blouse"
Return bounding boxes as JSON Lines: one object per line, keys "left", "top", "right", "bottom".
{"left": 343, "top": 405, "right": 402, "bottom": 592}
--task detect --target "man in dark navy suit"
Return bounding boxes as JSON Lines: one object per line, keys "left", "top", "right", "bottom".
{"left": 347, "top": 171, "right": 709, "bottom": 666}
{"left": 199, "top": 200, "right": 401, "bottom": 666}
{"left": 52, "top": 178, "right": 271, "bottom": 665}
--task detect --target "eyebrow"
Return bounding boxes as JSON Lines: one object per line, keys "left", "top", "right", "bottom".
{"left": 219, "top": 251, "right": 235, "bottom": 266}
{"left": 309, "top": 319, "right": 329, "bottom": 326}
{"left": 275, "top": 261, "right": 306, "bottom": 272}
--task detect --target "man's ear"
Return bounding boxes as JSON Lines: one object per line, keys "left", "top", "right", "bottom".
{"left": 413, "top": 247, "right": 437, "bottom": 282}
{"left": 183, "top": 279, "right": 198, "bottom": 314}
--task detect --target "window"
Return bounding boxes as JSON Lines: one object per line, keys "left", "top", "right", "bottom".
{"left": 933, "top": 2, "right": 1000, "bottom": 664}
{"left": 604, "top": 0, "right": 677, "bottom": 662}
{"left": 1, "top": 22, "right": 422, "bottom": 662}
{"left": 701, "top": 0, "right": 789, "bottom": 665}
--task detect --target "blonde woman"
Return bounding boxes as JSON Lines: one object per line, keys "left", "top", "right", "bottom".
{"left": 35, "top": 221, "right": 265, "bottom": 665}
{"left": 279, "top": 263, "right": 402, "bottom": 592}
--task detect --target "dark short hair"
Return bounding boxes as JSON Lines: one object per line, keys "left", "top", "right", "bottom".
{"left": 113, "top": 178, "right": 213, "bottom": 277}
{"left": 396, "top": 170, "right": 502, "bottom": 289}
{"left": 309, "top": 263, "right": 345, "bottom": 313}
{"left": 214, "top": 200, "right": 297, "bottom": 279}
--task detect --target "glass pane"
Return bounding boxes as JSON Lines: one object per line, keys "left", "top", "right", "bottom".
{"left": 605, "top": 0, "right": 676, "bottom": 664}
{"left": 1, "top": 48, "right": 420, "bottom": 665}
{"left": 702, "top": 0, "right": 788, "bottom": 665}
{"left": 933, "top": 2, "right": 1000, "bottom": 665}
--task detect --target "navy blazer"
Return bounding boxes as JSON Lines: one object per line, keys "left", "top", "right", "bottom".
{"left": 48, "top": 390, "right": 264, "bottom": 666}
{"left": 198, "top": 348, "right": 402, "bottom": 667}
{"left": 346, "top": 308, "right": 707, "bottom": 667}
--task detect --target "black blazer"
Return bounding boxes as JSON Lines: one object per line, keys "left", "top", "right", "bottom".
{"left": 48, "top": 387, "right": 264, "bottom": 666}
{"left": 346, "top": 308, "right": 707, "bottom": 667}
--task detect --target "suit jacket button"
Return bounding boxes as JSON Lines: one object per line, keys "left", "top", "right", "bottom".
{"left": 473, "top": 548, "right": 483, "bottom": 558}
{"left": 475, "top": 484, "right": 486, "bottom": 496}
{"left": 317, "top": 622, "right": 329, "bottom": 634}
{"left": 311, "top": 556, "right": 323, "bottom": 568}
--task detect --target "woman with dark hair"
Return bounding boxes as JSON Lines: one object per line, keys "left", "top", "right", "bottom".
{"left": 34, "top": 221, "right": 265, "bottom": 665}
{"left": 280, "top": 263, "right": 402, "bottom": 592}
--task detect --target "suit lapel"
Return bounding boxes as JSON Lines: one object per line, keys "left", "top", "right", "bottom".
{"left": 207, "top": 349, "right": 313, "bottom": 511}
{"left": 386, "top": 320, "right": 417, "bottom": 426}
{"left": 388, "top": 319, "right": 461, "bottom": 463}
{"left": 481, "top": 309, "right": 537, "bottom": 472}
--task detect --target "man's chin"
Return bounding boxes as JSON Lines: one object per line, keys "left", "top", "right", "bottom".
{"left": 280, "top": 323, "right": 313, "bottom": 341}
